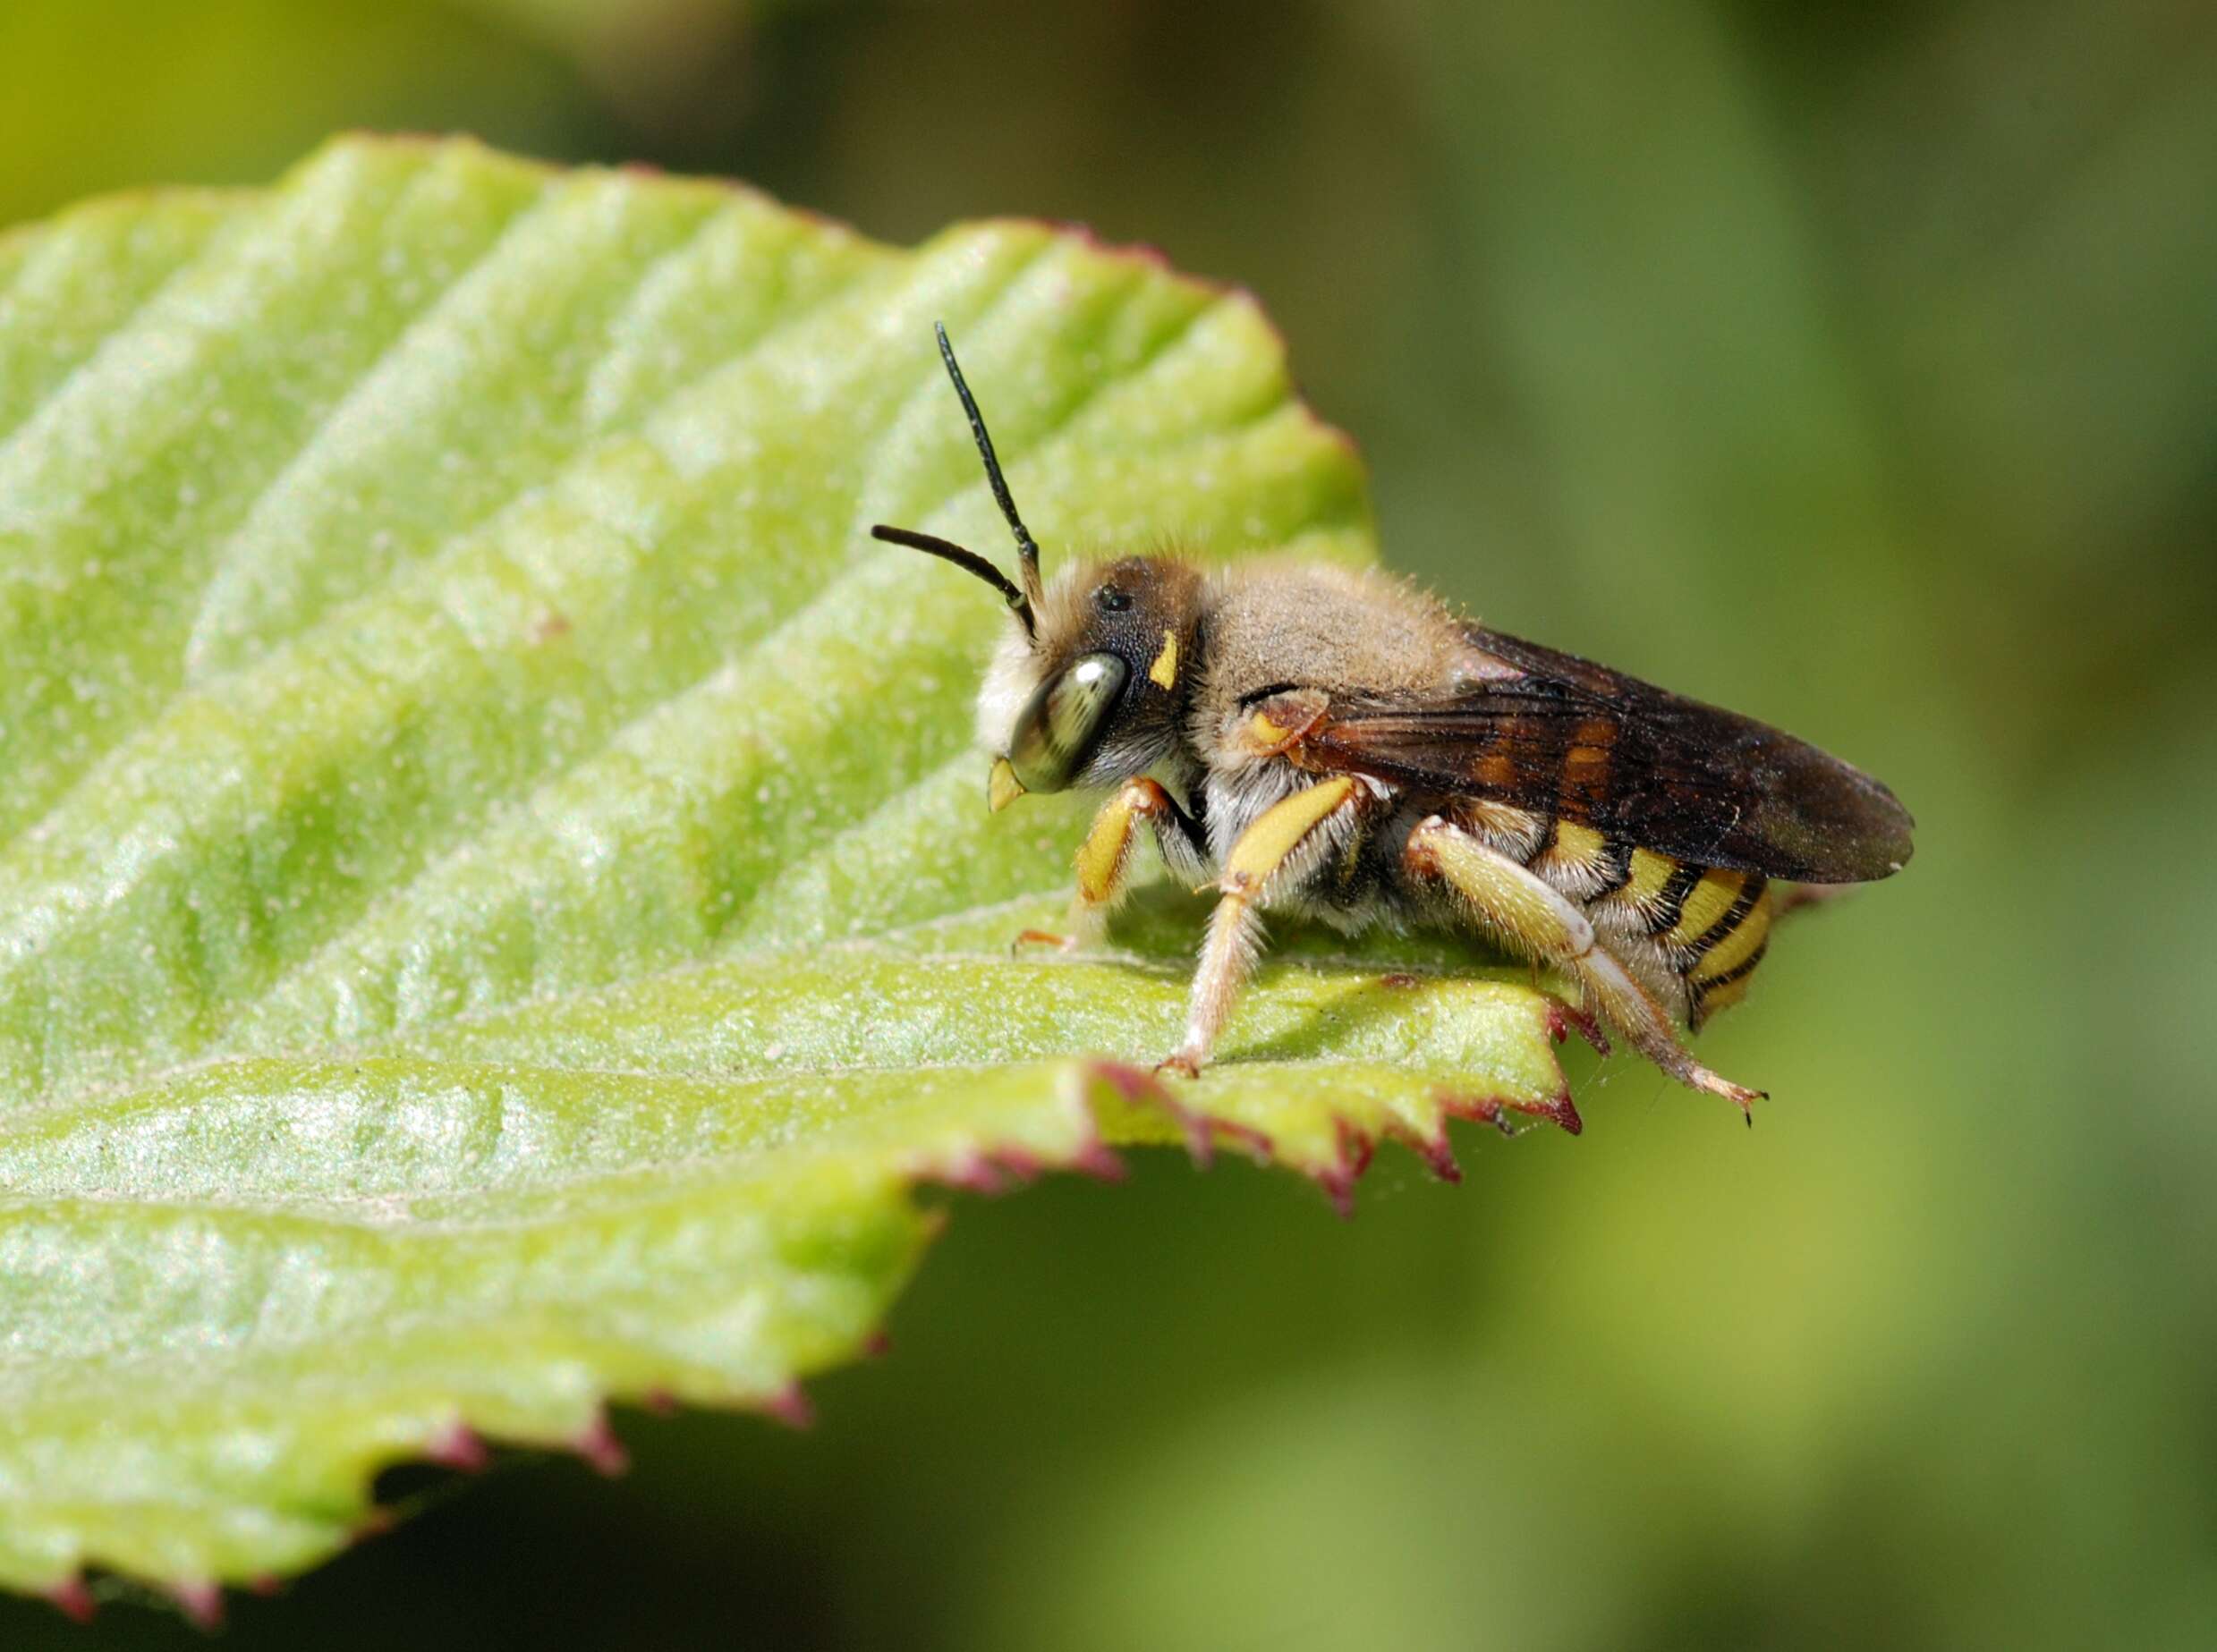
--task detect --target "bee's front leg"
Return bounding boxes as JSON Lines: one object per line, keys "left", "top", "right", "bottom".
{"left": 1015, "top": 778, "right": 1199, "bottom": 954}
{"left": 1403, "top": 816, "right": 1765, "bottom": 1116}
{"left": 1158, "top": 775, "right": 1364, "bottom": 1079}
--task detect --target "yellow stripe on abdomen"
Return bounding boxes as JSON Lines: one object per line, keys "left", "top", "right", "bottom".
{"left": 1620, "top": 848, "right": 1677, "bottom": 909}
{"left": 1668, "top": 868, "right": 1746, "bottom": 947}
{"left": 1549, "top": 820, "right": 1607, "bottom": 870}
{"left": 1692, "top": 889, "right": 1771, "bottom": 984}
{"left": 1686, "top": 883, "right": 1774, "bottom": 1029}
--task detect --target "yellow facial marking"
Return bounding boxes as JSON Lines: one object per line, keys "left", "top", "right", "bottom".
{"left": 1148, "top": 629, "right": 1180, "bottom": 690}
{"left": 987, "top": 757, "right": 1025, "bottom": 813}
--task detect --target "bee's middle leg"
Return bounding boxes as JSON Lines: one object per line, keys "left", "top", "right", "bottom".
{"left": 1159, "top": 776, "right": 1363, "bottom": 1079}
{"left": 1404, "top": 815, "right": 1764, "bottom": 1114}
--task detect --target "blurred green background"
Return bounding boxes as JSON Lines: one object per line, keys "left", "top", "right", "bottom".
{"left": 4, "top": 1, "right": 2212, "bottom": 1646}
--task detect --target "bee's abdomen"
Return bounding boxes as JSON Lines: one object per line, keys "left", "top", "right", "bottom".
{"left": 1457, "top": 816, "right": 1777, "bottom": 1029}
{"left": 1615, "top": 850, "right": 1773, "bottom": 1029}
{"left": 1526, "top": 826, "right": 1773, "bottom": 1029}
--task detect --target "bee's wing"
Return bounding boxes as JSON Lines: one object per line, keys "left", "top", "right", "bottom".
{"left": 1303, "top": 626, "right": 1915, "bottom": 883}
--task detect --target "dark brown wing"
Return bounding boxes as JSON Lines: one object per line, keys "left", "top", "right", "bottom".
{"left": 1300, "top": 626, "right": 1915, "bottom": 882}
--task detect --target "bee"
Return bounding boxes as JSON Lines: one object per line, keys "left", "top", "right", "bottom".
{"left": 873, "top": 326, "right": 1914, "bottom": 1115}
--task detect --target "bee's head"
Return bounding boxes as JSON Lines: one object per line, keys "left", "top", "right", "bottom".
{"left": 871, "top": 326, "right": 1202, "bottom": 811}
{"left": 973, "top": 554, "right": 1203, "bottom": 806}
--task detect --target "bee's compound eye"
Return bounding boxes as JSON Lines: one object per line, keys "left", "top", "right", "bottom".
{"left": 1006, "top": 651, "right": 1129, "bottom": 792}
{"left": 1095, "top": 586, "right": 1133, "bottom": 613}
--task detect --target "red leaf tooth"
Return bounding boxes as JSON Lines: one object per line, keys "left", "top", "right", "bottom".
{"left": 248, "top": 1574, "right": 284, "bottom": 1598}
{"left": 1312, "top": 1162, "right": 1357, "bottom": 1221}
{"left": 757, "top": 1382, "right": 815, "bottom": 1431}
{"left": 1507, "top": 1089, "right": 1584, "bottom": 1136}
{"left": 1437, "top": 1092, "right": 1519, "bottom": 1139}
{"left": 573, "top": 1413, "right": 630, "bottom": 1477}
{"left": 351, "top": 1506, "right": 397, "bottom": 1541}
{"left": 861, "top": 1329, "right": 893, "bottom": 1360}
{"left": 170, "top": 1579, "right": 224, "bottom": 1631}
{"left": 1158, "top": 1094, "right": 1275, "bottom": 1169}
{"left": 1080, "top": 1058, "right": 1168, "bottom": 1108}
{"left": 641, "top": 1386, "right": 680, "bottom": 1416}
{"left": 1306, "top": 1116, "right": 1380, "bottom": 1218}
{"left": 1388, "top": 1118, "right": 1463, "bottom": 1183}
{"left": 1164, "top": 1096, "right": 1216, "bottom": 1167}
{"left": 1339, "top": 1122, "right": 1376, "bottom": 1181}
{"left": 945, "top": 1151, "right": 1013, "bottom": 1194}
{"left": 427, "top": 1420, "right": 490, "bottom": 1473}
{"left": 1079, "top": 1058, "right": 1271, "bottom": 1168}
{"left": 1068, "top": 1139, "right": 1127, "bottom": 1181}
{"left": 1213, "top": 1115, "right": 1274, "bottom": 1165}
{"left": 44, "top": 1576, "right": 95, "bottom": 1624}
{"left": 1543, "top": 996, "right": 1611, "bottom": 1057}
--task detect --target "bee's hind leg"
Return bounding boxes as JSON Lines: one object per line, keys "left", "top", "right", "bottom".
{"left": 1015, "top": 778, "right": 1197, "bottom": 954}
{"left": 1404, "top": 816, "right": 1764, "bottom": 1118}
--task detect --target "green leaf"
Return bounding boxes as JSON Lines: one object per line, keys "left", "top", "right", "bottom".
{"left": 0, "top": 137, "right": 1573, "bottom": 1613}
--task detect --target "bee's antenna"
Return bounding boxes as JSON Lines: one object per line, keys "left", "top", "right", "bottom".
{"left": 870, "top": 524, "right": 1036, "bottom": 640}
{"left": 934, "top": 321, "right": 1043, "bottom": 607}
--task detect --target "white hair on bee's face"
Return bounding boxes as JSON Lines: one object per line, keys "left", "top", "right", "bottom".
{"left": 974, "top": 618, "right": 1040, "bottom": 754}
